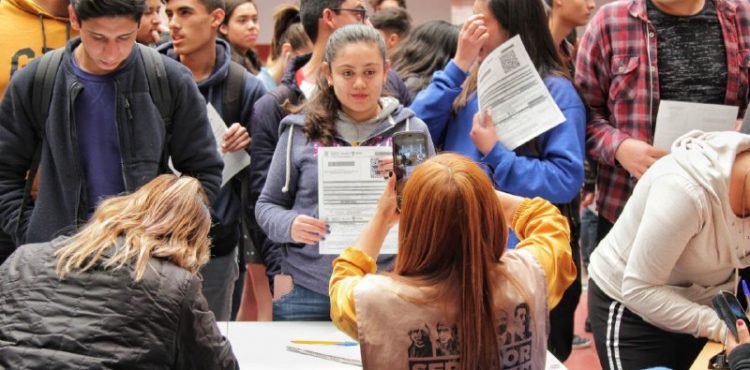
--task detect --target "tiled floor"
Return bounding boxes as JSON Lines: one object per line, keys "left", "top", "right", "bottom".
{"left": 563, "top": 287, "right": 602, "bottom": 370}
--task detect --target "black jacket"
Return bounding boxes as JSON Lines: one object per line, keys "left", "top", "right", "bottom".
{"left": 0, "top": 241, "right": 238, "bottom": 370}
{"left": 0, "top": 38, "right": 223, "bottom": 246}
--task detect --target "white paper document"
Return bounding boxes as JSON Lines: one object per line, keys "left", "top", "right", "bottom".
{"left": 317, "top": 146, "right": 398, "bottom": 255}
{"left": 477, "top": 35, "right": 566, "bottom": 151}
{"left": 653, "top": 100, "right": 738, "bottom": 151}
{"left": 206, "top": 103, "right": 251, "bottom": 187}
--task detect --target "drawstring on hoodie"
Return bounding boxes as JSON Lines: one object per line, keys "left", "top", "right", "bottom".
{"left": 39, "top": 14, "right": 47, "bottom": 53}
{"left": 281, "top": 125, "right": 295, "bottom": 193}
{"left": 281, "top": 111, "right": 405, "bottom": 193}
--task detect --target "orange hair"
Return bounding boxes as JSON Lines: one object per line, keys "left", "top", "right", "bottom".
{"left": 394, "top": 153, "right": 507, "bottom": 370}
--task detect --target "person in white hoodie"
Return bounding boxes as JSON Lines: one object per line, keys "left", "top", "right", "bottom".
{"left": 588, "top": 130, "right": 750, "bottom": 370}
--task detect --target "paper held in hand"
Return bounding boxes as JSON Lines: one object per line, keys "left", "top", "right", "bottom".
{"left": 317, "top": 146, "right": 398, "bottom": 255}
{"left": 653, "top": 100, "right": 738, "bottom": 152}
{"left": 477, "top": 35, "right": 566, "bottom": 150}
{"left": 206, "top": 103, "right": 252, "bottom": 187}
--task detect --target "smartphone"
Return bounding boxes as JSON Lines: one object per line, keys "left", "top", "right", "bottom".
{"left": 392, "top": 131, "right": 429, "bottom": 210}
{"left": 711, "top": 290, "right": 750, "bottom": 340}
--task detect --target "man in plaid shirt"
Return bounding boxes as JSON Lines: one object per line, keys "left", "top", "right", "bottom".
{"left": 576, "top": 0, "right": 750, "bottom": 240}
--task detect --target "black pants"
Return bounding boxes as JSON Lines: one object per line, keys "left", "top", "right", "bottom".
{"left": 588, "top": 279, "right": 706, "bottom": 370}
{"left": 546, "top": 199, "right": 582, "bottom": 362}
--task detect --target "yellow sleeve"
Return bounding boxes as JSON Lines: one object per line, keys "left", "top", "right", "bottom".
{"left": 512, "top": 197, "right": 577, "bottom": 309}
{"left": 329, "top": 247, "right": 377, "bottom": 340}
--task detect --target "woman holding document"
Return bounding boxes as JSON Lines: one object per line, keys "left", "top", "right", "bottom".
{"left": 409, "top": 0, "right": 585, "bottom": 245}
{"left": 585, "top": 130, "right": 750, "bottom": 369}
{"left": 409, "top": 0, "right": 585, "bottom": 360}
{"left": 329, "top": 153, "right": 576, "bottom": 370}
{"left": 255, "top": 24, "right": 434, "bottom": 321}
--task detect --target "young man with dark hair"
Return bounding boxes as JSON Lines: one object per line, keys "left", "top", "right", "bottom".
{"left": 370, "top": 6, "right": 411, "bottom": 52}
{"left": 160, "top": 0, "right": 266, "bottom": 321}
{"left": 248, "top": 0, "right": 412, "bottom": 306}
{"left": 0, "top": 0, "right": 223, "bottom": 252}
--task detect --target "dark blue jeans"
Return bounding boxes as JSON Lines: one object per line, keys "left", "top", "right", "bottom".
{"left": 273, "top": 283, "right": 331, "bottom": 321}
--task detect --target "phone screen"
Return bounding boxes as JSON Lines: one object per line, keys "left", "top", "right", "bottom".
{"left": 393, "top": 132, "right": 428, "bottom": 208}
{"left": 713, "top": 291, "right": 750, "bottom": 340}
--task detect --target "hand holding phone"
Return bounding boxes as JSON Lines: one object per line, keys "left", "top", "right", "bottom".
{"left": 392, "top": 131, "right": 429, "bottom": 210}
{"left": 711, "top": 291, "right": 750, "bottom": 341}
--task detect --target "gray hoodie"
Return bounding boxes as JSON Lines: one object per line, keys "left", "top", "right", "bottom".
{"left": 589, "top": 130, "right": 750, "bottom": 342}
{"left": 255, "top": 97, "right": 435, "bottom": 296}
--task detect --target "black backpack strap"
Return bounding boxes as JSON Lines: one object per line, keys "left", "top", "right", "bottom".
{"left": 222, "top": 61, "right": 245, "bottom": 126}
{"left": 32, "top": 48, "right": 64, "bottom": 135}
{"left": 16, "top": 48, "right": 64, "bottom": 243}
{"left": 138, "top": 44, "right": 173, "bottom": 171}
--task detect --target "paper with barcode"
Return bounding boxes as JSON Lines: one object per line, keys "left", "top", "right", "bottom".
{"left": 206, "top": 103, "right": 251, "bottom": 187}
{"left": 477, "top": 35, "right": 566, "bottom": 150}
{"left": 317, "top": 146, "right": 398, "bottom": 255}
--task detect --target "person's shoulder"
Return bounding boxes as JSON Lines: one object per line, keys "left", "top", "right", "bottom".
{"left": 544, "top": 76, "right": 584, "bottom": 107}
{"left": 156, "top": 53, "right": 193, "bottom": 81}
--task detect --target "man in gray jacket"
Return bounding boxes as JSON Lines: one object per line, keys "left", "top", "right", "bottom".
{"left": 0, "top": 0, "right": 223, "bottom": 251}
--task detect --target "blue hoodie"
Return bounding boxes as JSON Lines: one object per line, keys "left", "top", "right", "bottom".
{"left": 410, "top": 60, "right": 586, "bottom": 246}
{"left": 158, "top": 38, "right": 267, "bottom": 256}
{"left": 255, "top": 98, "right": 435, "bottom": 296}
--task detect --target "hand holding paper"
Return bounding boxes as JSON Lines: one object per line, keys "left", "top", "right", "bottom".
{"left": 470, "top": 110, "right": 499, "bottom": 155}
{"left": 222, "top": 122, "right": 250, "bottom": 153}
{"left": 291, "top": 215, "right": 329, "bottom": 245}
{"left": 615, "top": 138, "right": 666, "bottom": 179}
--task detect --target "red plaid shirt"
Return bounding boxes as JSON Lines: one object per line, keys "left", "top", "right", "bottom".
{"left": 575, "top": 0, "right": 750, "bottom": 223}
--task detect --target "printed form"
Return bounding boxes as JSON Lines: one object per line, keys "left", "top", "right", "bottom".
{"left": 653, "top": 100, "right": 738, "bottom": 151}
{"left": 477, "top": 35, "right": 565, "bottom": 150}
{"left": 206, "top": 103, "right": 252, "bottom": 187}
{"left": 317, "top": 146, "right": 398, "bottom": 255}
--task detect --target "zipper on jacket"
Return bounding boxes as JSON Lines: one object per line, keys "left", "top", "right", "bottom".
{"left": 68, "top": 82, "right": 86, "bottom": 223}
{"left": 116, "top": 81, "right": 131, "bottom": 191}
{"left": 123, "top": 97, "right": 134, "bottom": 120}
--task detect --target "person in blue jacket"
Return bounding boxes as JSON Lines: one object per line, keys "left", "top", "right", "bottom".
{"left": 408, "top": 0, "right": 585, "bottom": 361}
{"left": 410, "top": 0, "right": 585, "bottom": 246}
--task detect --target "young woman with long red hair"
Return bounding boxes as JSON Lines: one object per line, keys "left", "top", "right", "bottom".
{"left": 329, "top": 153, "right": 576, "bottom": 370}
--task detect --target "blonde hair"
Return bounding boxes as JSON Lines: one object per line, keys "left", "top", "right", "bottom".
{"left": 55, "top": 175, "right": 212, "bottom": 282}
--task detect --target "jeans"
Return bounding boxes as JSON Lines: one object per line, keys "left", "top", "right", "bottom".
{"left": 273, "top": 283, "right": 331, "bottom": 321}
{"left": 199, "top": 248, "right": 239, "bottom": 321}
{"left": 580, "top": 208, "right": 598, "bottom": 267}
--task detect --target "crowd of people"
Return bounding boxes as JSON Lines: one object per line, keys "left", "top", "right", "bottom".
{"left": 1, "top": 0, "right": 750, "bottom": 369}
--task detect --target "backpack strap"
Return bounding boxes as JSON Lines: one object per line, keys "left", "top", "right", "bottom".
{"left": 17, "top": 48, "right": 65, "bottom": 243}
{"left": 32, "top": 48, "right": 64, "bottom": 136}
{"left": 138, "top": 44, "right": 173, "bottom": 171}
{"left": 222, "top": 61, "right": 245, "bottom": 126}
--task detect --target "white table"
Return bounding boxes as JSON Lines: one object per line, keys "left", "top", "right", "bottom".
{"left": 216, "top": 321, "right": 568, "bottom": 370}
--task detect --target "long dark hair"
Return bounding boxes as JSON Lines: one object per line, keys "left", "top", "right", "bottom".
{"left": 221, "top": 0, "right": 262, "bottom": 74}
{"left": 390, "top": 20, "right": 459, "bottom": 96}
{"left": 269, "top": 4, "right": 311, "bottom": 63}
{"left": 302, "top": 24, "right": 387, "bottom": 146}
{"left": 453, "top": 0, "right": 568, "bottom": 112}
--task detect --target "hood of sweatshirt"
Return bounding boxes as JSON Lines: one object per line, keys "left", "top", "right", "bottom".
{"left": 157, "top": 37, "right": 233, "bottom": 92}
{"left": 7, "top": 0, "right": 69, "bottom": 20}
{"left": 276, "top": 97, "right": 416, "bottom": 193}
{"left": 671, "top": 130, "right": 750, "bottom": 266}
{"left": 281, "top": 52, "right": 312, "bottom": 88}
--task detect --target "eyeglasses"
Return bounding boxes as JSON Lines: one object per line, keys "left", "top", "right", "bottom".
{"left": 332, "top": 7, "right": 368, "bottom": 23}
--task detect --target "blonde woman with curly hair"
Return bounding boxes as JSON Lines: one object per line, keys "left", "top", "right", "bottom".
{"left": 0, "top": 175, "right": 238, "bottom": 370}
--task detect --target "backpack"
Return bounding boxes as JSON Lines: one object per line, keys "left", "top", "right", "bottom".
{"left": 16, "top": 45, "right": 244, "bottom": 244}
